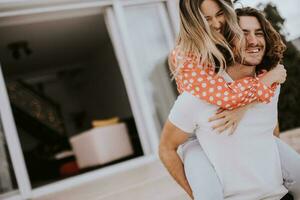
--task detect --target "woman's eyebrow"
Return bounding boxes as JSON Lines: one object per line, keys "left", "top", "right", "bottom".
{"left": 242, "top": 28, "right": 263, "bottom": 32}
{"left": 216, "top": 9, "right": 223, "bottom": 15}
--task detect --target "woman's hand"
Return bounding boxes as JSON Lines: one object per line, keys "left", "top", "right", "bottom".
{"left": 261, "top": 64, "right": 287, "bottom": 86}
{"left": 208, "top": 104, "right": 253, "bottom": 135}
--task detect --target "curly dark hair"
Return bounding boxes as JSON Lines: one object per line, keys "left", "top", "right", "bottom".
{"left": 235, "top": 7, "right": 286, "bottom": 71}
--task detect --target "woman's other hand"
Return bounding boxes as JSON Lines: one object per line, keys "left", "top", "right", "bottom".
{"left": 208, "top": 104, "right": 253, "bottom": 135}
{"left": 261, "top": 64, "right": 287, "bottom": 86}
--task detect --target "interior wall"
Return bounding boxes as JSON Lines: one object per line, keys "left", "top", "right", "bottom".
{"left": 35, "top": 64, "right": 87, "bottom": 136}
{"left": 80, "top": 43, "right": 132, "bottom": 122}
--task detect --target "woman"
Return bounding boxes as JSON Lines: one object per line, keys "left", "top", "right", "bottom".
{"left": 170, "top": 0, "right": 284, "bottom": 113}
{"left": 159, "top": 0, "right": 300, "bottom": 199}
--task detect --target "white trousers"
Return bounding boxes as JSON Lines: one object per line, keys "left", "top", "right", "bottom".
{"left": 181, "top": 137, "right": 300, "bottom": 200}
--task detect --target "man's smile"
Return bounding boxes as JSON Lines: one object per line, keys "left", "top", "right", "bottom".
{"left": 246, "top": 47, "right": 262, "bottom": 54}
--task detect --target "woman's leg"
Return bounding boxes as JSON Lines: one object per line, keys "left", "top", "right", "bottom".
{"left": 181, "top": 139, "right": 224, "bottom": 200}
{"left": 276, "top": 137, "right": 300, "bottom": 200}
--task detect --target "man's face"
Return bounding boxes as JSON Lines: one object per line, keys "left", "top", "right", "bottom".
{"left": 239, "top": 16, "right": 266, "bottom": 66}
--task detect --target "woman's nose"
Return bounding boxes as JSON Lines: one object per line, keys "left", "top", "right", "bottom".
{"left": 211, "top": 17, "right": 221, "bottom": 30}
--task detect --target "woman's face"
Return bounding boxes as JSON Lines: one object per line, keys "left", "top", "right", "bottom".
{"left": 200, "top": 0, "right": 226, "bottom": 33}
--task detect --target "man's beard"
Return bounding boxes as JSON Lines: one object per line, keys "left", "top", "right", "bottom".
{"left": 242, "top": 59, "right": 259, "bottom": 66}
{"left": 242, "top": 56, "right": 263, "bottom": 66}
{"left": 235, "top": 49, "right": 263, "bottom": 67}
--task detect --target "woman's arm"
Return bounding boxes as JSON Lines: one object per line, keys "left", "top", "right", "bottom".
{"left": 170, "top": 49, "right": 285, "bottom": 110}
{"left": 159, "top": 120, "right": 193, "bottom": 199}
{"left": 259, "top": 64, "right": 286, "bottom": 87}
{"left": 209, "top": 76, "right": 285, "bottom": 134}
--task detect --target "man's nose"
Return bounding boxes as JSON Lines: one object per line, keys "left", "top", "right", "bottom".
{"left": 247, "top": 33, "right": 258, "bottom": 45}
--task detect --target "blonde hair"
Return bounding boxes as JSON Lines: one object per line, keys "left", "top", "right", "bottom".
{"left": 176, "top": 0, "right": 244, "bottom": 73}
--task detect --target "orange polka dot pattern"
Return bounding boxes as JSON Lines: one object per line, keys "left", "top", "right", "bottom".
{"left": 171, "top": 48, "right": 277, "bottom": 110}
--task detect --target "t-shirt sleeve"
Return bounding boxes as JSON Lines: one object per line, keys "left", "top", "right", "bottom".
{"left": 168, "top": 92, "right": 201, "bottom": 134}
{"left": 170, "top": 48, "right": 278, "bottom": 110}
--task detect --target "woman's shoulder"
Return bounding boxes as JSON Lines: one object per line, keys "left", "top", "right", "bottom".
{"left": 171, "top": 46, "right": 199, "bottom": 60}
{"left": 170, "top": 46, "right": 210, "bottom": 70}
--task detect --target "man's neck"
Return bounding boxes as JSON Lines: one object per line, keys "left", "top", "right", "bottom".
{"left": 226, "top": 63, "right": 256, "bottom": 80}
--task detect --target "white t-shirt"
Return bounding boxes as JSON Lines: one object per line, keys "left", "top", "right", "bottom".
{"left": 169, "top": 71, "right": 288, "bottom": 200}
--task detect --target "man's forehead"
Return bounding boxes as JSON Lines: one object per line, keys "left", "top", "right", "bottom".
{"left": 239, "top": 16, "right": 262, "bottom": 31}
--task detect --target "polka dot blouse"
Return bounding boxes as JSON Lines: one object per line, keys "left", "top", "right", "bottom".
{"left": 170, "top": 47, "right": 277, "bottom": 110}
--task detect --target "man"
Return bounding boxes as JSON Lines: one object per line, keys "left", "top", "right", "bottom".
{"left": 159, "top": 7, "right": 300, "bottom": 200}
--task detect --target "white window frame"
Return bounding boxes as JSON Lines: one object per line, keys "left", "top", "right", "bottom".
{"left": 0, "top": 0, "right": 178, "bottom": 198}
{"left": 114, "top": 0, "right": 176, "bottom": 141}
{"left": 0, "top": 65, "right": 32, "bottom": 199}
{"left": 166, "top": 0, "right": 180, "bottom": 35}
{"left": 105, "top": 5, "right": 154, "bottom": 155}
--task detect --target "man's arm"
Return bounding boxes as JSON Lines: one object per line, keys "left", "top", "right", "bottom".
{"left": 159, "top": 120, "right": 193, "bottom": 199}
